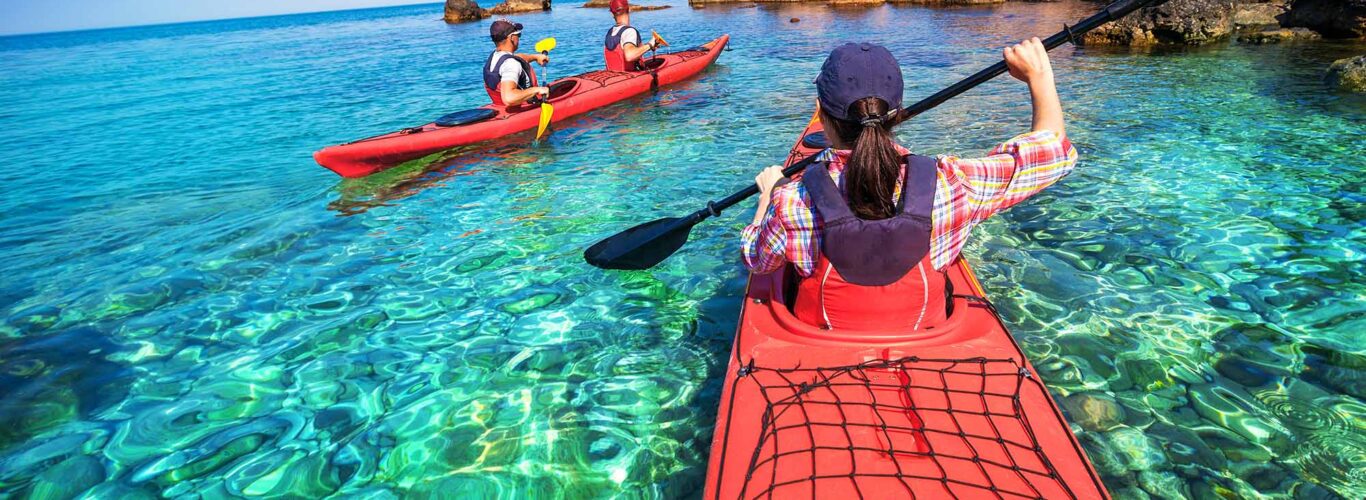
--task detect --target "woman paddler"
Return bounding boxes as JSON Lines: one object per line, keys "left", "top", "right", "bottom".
{"left": 741, "top": 39, "right": 1077, "bottom": 331}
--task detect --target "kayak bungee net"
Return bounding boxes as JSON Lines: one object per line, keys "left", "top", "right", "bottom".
{"left": 703, "top": 118, "right": 1109, "bottom": 499}
{"left": 314, "top": 34, "right": 730, "bottom": 178}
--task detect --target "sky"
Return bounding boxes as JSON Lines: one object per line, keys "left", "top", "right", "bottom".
{"left": 1, "top": 0, "right": 438, "bottom": 36}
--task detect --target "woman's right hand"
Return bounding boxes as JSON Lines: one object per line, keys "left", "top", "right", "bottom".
{"left": 755, "top": 166, "right": 785, "bottom": 197}
{"left": 1004, "top": 37, "right": 1053, "bottom": 85}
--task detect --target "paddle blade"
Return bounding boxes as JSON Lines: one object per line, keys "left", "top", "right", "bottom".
{"left": 585, "top": 217, "right": 695, "bottom": 270}
{"left": 534, "top": 37, "right": 557, "bottom": 53}
{"left": 535, "top": 103, "right": 553, "bottom": 140}
{"left": 651, "top": 31, "right": 669, "bottom": 48}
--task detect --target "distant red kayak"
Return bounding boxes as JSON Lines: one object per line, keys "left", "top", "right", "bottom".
{"left": 314, "top": 34, "right": 729, "bottom": 178}
{"left": 703, "top": 118, "right": 1110, "bottom": 499}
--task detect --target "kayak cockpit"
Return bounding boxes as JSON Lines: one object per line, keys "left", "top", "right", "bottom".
{"left": 750, "top": 263, "right": 988, "bottom": 346}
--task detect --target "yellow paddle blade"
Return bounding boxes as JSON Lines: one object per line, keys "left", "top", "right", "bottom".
{"left": 651, "top": 31, "right": 669, "bottom": 48}
{"left": 535, "top": 102, "right": 554, "bottom": 140}
{"left": 534, "top": 37, "right": 557, "bottom": 53}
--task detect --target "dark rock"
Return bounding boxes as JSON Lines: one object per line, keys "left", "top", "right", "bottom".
{"left": 1081, "top": 0, "right": 1239, "bottom": 46}
{"left": 444, "top": 0, "right": 490, "bottom": 22}
{"left": 491, "top": 0, "right": 551, "bottom": 14}
{"left": 1237, "top": 27, "right": 1322, "bottom": 43}
{"left": 889, "top": 0, "right": 1005, "bottom": 4}
{"left": 791, "top": 17, "right": 800, "bottom": 23}
{"left": 1283, "top": 0, "right": 1366, "bottom": 38}
{"left": 1325, "top": 55, "right": 1366, "bottom": 92}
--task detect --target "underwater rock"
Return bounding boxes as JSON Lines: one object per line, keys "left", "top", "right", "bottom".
{"left": 490, "top": 0, "right": 553, "bottom": 14}
{"left": 444, "top": 0, "right": 490, "bottom": 22}
{"left": 1283, "top": 0, "right": 1366, "bottom": 38}
{"left": 1138, "top": 470, "right": 1188, "bottom": 499}
{"left": 1078, "top": 432, "right": 1128, "bottom": 478}
{"left": 791, "top": 18, "right": 800, "bottom": 23}
{"left": 30, "top": 455, "right": 104, "bottom": 500}
{"left": 1237, "top": 27, "right": 1321, "bottom": 43}
{"left": 1061, "top": 393, "right": 1126, "bottom": 432}
{"left": 1325, "top": 55, "right": 1366, "bottom": 92}
{"left": 1108, "top": 427, "right": 1167, "bottom": 471}
{"left": 1081, "top": 0, "right": 1239, "bottom": 46}
{"left": 1145, "top": 423, "right": 1225, "bottom": 469}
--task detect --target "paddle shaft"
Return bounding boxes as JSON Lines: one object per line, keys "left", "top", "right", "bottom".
{"left": 895, "top": 0, "right": 1156, "bottom": 123}
{"left": 685, "top": 0, "right": 1156, "bottom": 225}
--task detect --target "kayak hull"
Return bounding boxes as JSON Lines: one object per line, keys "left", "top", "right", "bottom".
{"left": 314, "top": 35, "right": 730, "bottom": 178}
{"left": 703, "top": 120, "right": 1109, "bottom": 499}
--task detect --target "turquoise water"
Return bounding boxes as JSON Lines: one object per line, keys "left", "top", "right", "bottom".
{"left": 1, "top": 0, "right": 1364, "bottom": 498}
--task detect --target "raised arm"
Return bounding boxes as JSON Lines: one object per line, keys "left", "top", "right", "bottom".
{"left": 1004, "top": 37, "right": 1064, "bottom": 138}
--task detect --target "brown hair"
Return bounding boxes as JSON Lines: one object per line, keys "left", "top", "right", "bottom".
{"left": 823, "top": 97, "right": 903, "bottom": 220}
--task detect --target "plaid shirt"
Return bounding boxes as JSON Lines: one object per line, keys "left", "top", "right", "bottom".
{"left": 742, "top": 130, "right": 1077, "bottom": 275}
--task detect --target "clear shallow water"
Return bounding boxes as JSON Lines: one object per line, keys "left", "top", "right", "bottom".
{"left": 1, "top": 1, "right": 1363, "bottom": 498}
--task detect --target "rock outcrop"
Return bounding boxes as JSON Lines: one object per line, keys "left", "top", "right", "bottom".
{"left": 583, "top": 0, "right": 671, "bottom": 9}
{"left": 1081, "top": 0, "right": 1241, "bottom": 46}
{"left": 888, "top": 0, "right": 1005, "bottom": 4}
{"left": 1325, "top": 55, "right": 1366, "bottom": 92}
{"left": 1236, "top": 27, "right": 1320, "bottom": 43}
{"left": 490, "top": 0, "right": 552, "bottom": 15}
{"left": 444, "top": 0, "right": 490, "bottom": 22}
{"left": 1283, "top": 0, "right": 1366, "bottom": 38}
{"left": 1232, "top": 0, "right": 1290, "bottom": 30}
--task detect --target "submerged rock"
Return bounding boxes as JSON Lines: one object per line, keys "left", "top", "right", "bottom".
{"left": 1237, "top": 27, "right": 1321, "bottom": 43}
{"left": 1325, "top": 55, "right": 1366, "bottom": 92}
{"left": 1283, "top": 0, "right": 1366, "bottom": 38}
{"left": 1061, "top": 392, "right": 1126, "bottom": 432}
{"left": 1081, "top": 0, "right": 1239, "bottom": 46}
{"left": 490, "top": 0, "right": 552, "bottom": 14}
{"left": 444, "top": 0, "right": 490, "bottom": 22}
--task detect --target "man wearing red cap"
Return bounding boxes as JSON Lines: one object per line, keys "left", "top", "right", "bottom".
{"left": 484, "top": 19, "right": 550, "bottom": 107}
{"left": 603, "top": 0, "right": 665, "bottom": 72}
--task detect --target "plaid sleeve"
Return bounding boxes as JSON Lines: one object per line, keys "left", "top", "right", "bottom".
{"left": 741, "top": 194, "right": 789, "bottom": 275}
{"left": 943, "top": 130, "right": 1077, "bottom": 222}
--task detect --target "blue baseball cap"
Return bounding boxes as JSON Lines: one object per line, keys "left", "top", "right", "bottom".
{"left": 814, "top": 43, "right": 903, "bottom": 122}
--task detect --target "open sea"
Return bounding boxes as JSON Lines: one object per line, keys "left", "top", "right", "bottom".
{"left": 1, "top": 0, "right": 1363, "bottom": 498}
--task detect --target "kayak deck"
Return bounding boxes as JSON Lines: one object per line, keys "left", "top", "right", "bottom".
{"left": 314, "top": 35, "right": 729, "bottom": 178}
{"left": 703, "top": 122, "right": 1108, "bottom": 499}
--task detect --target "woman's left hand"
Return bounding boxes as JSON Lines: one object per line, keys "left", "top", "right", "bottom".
{"left": 755, "top": 166, "right": 785, "bottom": 197}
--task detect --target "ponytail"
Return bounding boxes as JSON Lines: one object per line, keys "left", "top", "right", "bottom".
{"left": 826, "top": 97, "right": 903, "bottom": 220}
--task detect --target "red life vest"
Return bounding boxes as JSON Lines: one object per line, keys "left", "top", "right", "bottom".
{"left": 791, "top": 154, "right": 948, "bottom": 331}
{"left": 603, "top": 25, "right": 641, "bottom": 72}
{"left": 483, "top": 52, "right": 537, "bottom": 107}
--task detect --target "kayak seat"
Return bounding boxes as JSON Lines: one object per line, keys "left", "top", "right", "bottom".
{"left": 801, "top": 131, "right": 830, "bottom": 150}
{"left": 435, "top": 108, "right": 497, "bottom": 127}
{"left": 636, "top": 58, "right": 666, "bottom": 71}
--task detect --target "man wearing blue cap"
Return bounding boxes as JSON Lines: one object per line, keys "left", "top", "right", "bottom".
{"left": 740, "top": 39, "right": 1077, "bottom": 331}
{"left": 483, "top": 19, "right": 550, "bottom": 107}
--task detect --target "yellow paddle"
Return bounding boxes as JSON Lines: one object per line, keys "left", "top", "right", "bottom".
{"left": 534, "top": 37, "right": 557, "bottom": 141}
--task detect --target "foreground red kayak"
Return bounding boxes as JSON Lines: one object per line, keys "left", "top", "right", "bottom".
{"left": 704, "top": 119, "right": 1109, "bottom": 499}
{"left": 314, "top": 35, "right": 729, "bottom": 178}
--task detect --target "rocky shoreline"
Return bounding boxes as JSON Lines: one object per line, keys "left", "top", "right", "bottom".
{"left": 442, "top": 0, "right": 1366, "bottom": 91}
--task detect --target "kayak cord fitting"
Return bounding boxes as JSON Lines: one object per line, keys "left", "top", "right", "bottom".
{"left": 724, "top": 357, "right": 1078, "bottom": 499}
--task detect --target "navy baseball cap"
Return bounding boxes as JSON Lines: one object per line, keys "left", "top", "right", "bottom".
{"left": 490, "top": 20, "right": 523, "bottom": 42}
{"left": 815, "top": 43, "right": 903, "bottom": 122}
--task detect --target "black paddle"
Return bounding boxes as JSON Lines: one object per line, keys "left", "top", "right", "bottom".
{"left": 584, "top": 0, "right": 1160, "bottom": 271}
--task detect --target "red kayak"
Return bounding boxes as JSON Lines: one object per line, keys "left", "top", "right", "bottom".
{"left": 314, "top": 35, "right": 730, "bottom": 178}
{"left": 703, "top": 118, "right": 1109, "bottom": 499}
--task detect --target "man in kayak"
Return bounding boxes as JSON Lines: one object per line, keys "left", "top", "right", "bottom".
{"left": 603, "top": 0, "right": 666, "bottom": 72}
{"left": 742, "top": 39, "right": 1076, "bottom": 331}
{"left": 484, "top": 19, "right": 550, "bottom": 107}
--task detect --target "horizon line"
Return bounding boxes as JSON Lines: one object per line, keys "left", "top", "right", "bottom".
{"left": 0, "top": 1, "right": 446, "bottom": 38}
